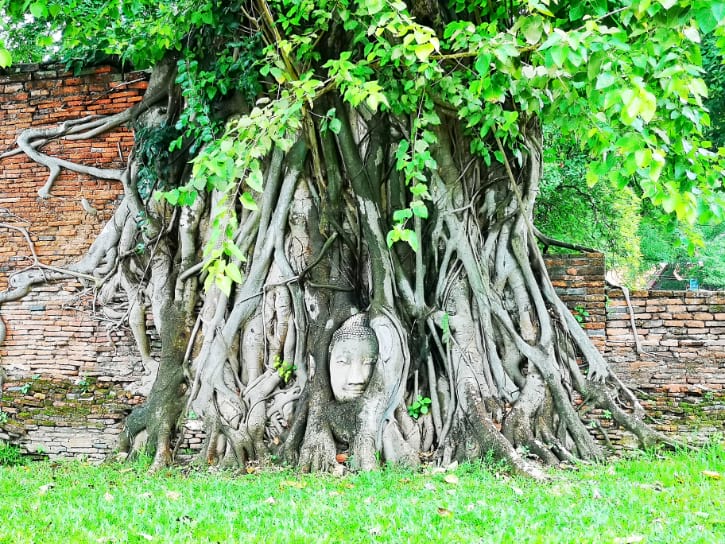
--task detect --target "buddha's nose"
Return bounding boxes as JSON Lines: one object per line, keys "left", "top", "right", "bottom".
{"left": 348, "top": 362, "right": 367, "bottom": 385}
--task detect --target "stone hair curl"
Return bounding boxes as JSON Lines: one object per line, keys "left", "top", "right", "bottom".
{"left": 330, "top": 312, "right": 378, "bottom": 350}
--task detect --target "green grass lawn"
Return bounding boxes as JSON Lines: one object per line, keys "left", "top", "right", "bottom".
{"left": 0, "top": 444, "right": 722, "bottom": 544}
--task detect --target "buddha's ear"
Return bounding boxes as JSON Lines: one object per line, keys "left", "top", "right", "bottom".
{"left": 370, "top": 312, "right": 406, "bottom": 394}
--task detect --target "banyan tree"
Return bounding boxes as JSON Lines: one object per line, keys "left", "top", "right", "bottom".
{"left": 1, "top": 0, "right": 723, "bottom": 475}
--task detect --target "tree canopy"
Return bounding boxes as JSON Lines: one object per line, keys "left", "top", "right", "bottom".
{"left": 3, "top": 1, "right": 724, "bottom": 230}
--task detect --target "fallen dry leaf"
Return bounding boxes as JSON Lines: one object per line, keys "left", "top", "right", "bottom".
{"left": 637, "top": 482, "right": 664, "bottom": 492}
{"left": 38, "top": 483, "right": 54, "bottom": 494}
{"left": 702, "top": 470, "right": 721, "bottom": 480}
{"left": 165, "top": 491, "right": 181, "bottom": 501}
{"left": 443, "top": 474, "right": 459, "bottom": 485}
{"left": 437, "top": 507, "right": 453, "bottom": 517}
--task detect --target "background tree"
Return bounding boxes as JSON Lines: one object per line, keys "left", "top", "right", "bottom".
{"left": 534, "top": 128, "right": 643, "bottom": 280}
{"left": 1, "top": 0, "right": 723, "bottom": 475}
{"left": 535, "top": 134, "right": 725, "bottom": 290}
{"left": 537, "top": 30, "right": 725, "bottom": 290}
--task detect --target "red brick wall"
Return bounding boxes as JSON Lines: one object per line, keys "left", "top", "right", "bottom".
{"left": 545, "top": 253, "right": 724, "bottom": 447}
{"left": 0, "top": 64, "right": 149, "bottom": 459}
{"left": 0, "top": 64, "right": 147, "bottom": 288}
{"left": 604, "top": 289, "right": 724, "bottom": 443}
{"left": 544, "top": 252, "right": 607, "bottom": 349}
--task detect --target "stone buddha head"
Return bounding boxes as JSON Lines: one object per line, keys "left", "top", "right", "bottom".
{"left": 329, "top": 313, "right": 378, "bottom": 401}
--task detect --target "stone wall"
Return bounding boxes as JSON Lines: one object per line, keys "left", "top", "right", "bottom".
{"left": 545, "top": 253, "right": 724, "bottom": 448}
{"left": 543, "top": 253, "right": 607, "bottom": 350}
{"left": 0, "top": 63, "right": 150, "bottom": 459}
{"left": 603, "top": 288, "right": 724, "bottom": 445}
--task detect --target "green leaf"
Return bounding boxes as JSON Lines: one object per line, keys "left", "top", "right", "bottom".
{"left": 440, "top": 312, "right": 450, "bottom": 344}
{"left": 595, "top": 73, "right": 616, "bottom": 91}
{"left": 393, "top": 209, "right": 413, "bottom": 222}
{"left": 0, "top": 48, "right": 11, "bottom": 68}
{"left": 414, "top": 42, "right": 436, "bottom": 62}
{"left": 247, "top": 169, "right": 264, "bottom": 192}
{"left": 165, "top": 188, "right": 180, "bottom": 206}
{"left": 410, "top": 200, "right": 429, "bottom": 219}
{"left": 386, "top": 229, "right": 399, "bottom": 248}
{"left": 399, "top": 229, "right": 419, "bottom": 252}
{"left": 683, "top": 26, "right": 701, "bottom": 44}
{"left": 223, "top": 241, "right": 247, "bottom": 263}
{"left": 639, "top": 89, "right": 657, "bottom": 123}
{"left": 474, "top": 53, "right": 491, "bottom": 75}
{"left": 522, "top": 18, "right": 543, "bottom": 45}
{"left": 550, "top": 45, "right": 568, "bottom": 68}
{"left": 328, "top": 117, "right": 342, "bottom": 134}
{"left": 712, "top": 1, "right": 725, "bottom": 23}
{"left": 410, "top": 183, "right": 429, "bottom": 197}
{"left": 178, "top": 189, "right": 198, "bottom": 207}
{"left": 225, "top": 262, "right": 244, "bottom": 284}
{"left": 29, "top": 2, "right": 46, "bottom": 18}
{"left": 635, "top": 148, "right": 652, "bottom": 168}
{"left": 365, "top": 91, "right": 388, "bottom": 112}
{"left": 657, "top": 0, "right": 678, "bottom": 9}
{"left": 694, "top": 6, "right": 718, "bottom": 34}
{"left": 240, "top": 192, "right": 258, "bottom": 210}
{"left": 365, "top": 0, "right": 385, "bottom": 15}
{"left": 215, "top": 274, "right": 233, "bottom": 297}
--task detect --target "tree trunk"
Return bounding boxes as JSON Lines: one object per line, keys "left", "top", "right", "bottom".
{"left": 1, "top": 16, "right": 678, "bottom": 477}
{"left": 131, "top": 97, "right": 670, "bottom": 475}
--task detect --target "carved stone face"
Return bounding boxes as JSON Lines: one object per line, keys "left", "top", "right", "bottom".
{"left": 329, "top": 336, "right": 377, "bottom": 401}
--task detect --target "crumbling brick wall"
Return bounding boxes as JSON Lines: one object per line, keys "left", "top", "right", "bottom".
{"left": 545, "top": 253, "right": 724, "bottom": 448}
{"left": 0, "top": 63, "right": 150, "bottom": 459}
{"left": 543, "top": 252, "right": 607, "bottom": 350}
{"left": 604, "top": 289, "right": 724, "bottom": 445}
